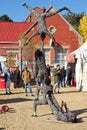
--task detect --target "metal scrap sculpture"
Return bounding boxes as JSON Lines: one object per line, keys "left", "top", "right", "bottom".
{"left": 22, "top": 3, "right": 71, "bottom": 49}
{"left": 22, "top": 3, "right": 71, "bottom": 100}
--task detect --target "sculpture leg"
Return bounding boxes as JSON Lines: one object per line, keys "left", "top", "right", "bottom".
{"left": 45, "top": 30, "right": 56, "bottom": 44}
{"left": 41, "top": 40, "right": 45, "bottom": 54}
{"left": 45, "top": 30, "right": 54, "bottom": 39}
{"left": 35, "top": 80, "right": 41, "bottom": 100}
{"left": 25, "top": 31, "right": 39, "bottom": 45}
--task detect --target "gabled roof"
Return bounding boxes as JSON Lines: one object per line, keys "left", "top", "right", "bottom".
{"left": 0, "top": 22, "right": 33, "bottom": 43}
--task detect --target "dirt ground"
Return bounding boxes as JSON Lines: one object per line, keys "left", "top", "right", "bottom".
{"left": 0, "top": 84, "right": 87, "bottom": 130}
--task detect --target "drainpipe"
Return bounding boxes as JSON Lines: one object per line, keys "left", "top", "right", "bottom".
{"left": 19, "top": 40, "right": 22, "bottom": 75}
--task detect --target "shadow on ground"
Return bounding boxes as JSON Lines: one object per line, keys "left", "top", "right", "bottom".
{"left": 0, "top": 128, "right": 5, "bottom": 130}
{"left": 0, "top": 98, "right": 33, "bottom": 105}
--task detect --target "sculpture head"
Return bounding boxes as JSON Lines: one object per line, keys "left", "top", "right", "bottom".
{"left": 41, "top": 7, "right": 46, "bottom": 13}
{"left": 70, "top": 115, "right": 78, "bottom": 123}
{"left": 40, "top": 32, "right": 46, "bottom": 40}
{"left": 35, "top": 49, "right": 44, "bottom": 58}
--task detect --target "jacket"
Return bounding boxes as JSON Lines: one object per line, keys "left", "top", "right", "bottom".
{"left": 22, "top": 70, "right": 31, "bottom": 84}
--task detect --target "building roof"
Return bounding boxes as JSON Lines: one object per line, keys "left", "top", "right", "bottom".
{"left": 0, "top": 22, "right": 33, "bottom": 43}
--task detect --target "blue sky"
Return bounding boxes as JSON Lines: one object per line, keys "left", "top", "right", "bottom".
{"left": 0, "top": 0, "right": 87, "bottom": 22}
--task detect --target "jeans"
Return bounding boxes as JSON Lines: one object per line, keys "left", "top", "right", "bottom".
{"left": 61, "top": 77, "right": 66, "bottom": 87}
{"left": 57, "top": 81, "right": 61, "bottom": 91}
{"left": 24, "top": 82, "right": 32, "bottom": 95}
{"left": 6, "top": 80, "right": 11, "bottom": 93}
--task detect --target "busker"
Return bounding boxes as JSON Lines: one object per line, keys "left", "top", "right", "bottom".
{"left": 32, "top": 77, "right": 78, "bottom": 123}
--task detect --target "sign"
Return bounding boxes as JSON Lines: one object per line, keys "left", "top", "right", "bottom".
{"left": 7, "top": 52, "right": 17, "bottom": 67}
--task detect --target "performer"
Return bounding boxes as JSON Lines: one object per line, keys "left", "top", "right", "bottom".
{"left": 32, "top": 77, "right": 77, "bottom": 123}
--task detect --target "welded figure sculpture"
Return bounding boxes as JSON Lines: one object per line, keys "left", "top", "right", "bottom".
{"left": 22, "top": 3, "right": 71, "bottom": 100}
{"left": 22, "top": 3, "right": 71, "bottom": 46}
{"left": 34, "top": 49, "right": 48, "bottom": 100}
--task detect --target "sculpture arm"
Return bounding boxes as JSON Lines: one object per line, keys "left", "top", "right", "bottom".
{"left": 46, "top": 6, "right": 71, "bottom": 18}
{"left": 24, "top": 22, "right": 37, "bottom": 35}
{"left": 22, "top": 3, "right": 40, "bottom": 17}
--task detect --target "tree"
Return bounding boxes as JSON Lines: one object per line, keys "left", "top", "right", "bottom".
{"left": 63, "top": 12, "right": 85, "bottom": 31}
{"left": 0, "top": 14, "right": 13, "bottom": 22}
{"left": 19, "top": 33, "right": 38, "bottom": 67}
{"left": 79, "top": 15, "right": 87, "bottom": 42}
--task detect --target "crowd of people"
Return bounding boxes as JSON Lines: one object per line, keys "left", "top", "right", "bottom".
{"left": 0, "top": 63, "right": 73, "bottom": 95}
{"left": 0, "top": 66, "right": 34, "bottom": 96}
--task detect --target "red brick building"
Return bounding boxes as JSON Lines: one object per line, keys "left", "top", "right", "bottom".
{"left": 0, "top": 6, "right": 83, "bottom": 68}
{"left": 25, "top": 7, "right": 83, "bottom": 65}
{"left": 0, "top": 22, "right": 33, "bottom": 67}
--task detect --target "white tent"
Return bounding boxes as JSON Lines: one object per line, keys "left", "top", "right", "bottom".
{"left": 71, "top": 41, "right": 87, "bottom": 91}
{"left": 0, "top": 56, "right": 6, "bottom": 70}
{"left": 0, "top": 56, "right": 6, "bottom": 61}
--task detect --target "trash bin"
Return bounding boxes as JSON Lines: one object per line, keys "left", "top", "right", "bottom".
{"left": 0, "top": 77, "right": 6, "bottom": 89}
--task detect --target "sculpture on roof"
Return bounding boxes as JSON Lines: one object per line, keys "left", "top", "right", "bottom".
{"left": 22, "top": 3, "right": 71, "bottom": 49}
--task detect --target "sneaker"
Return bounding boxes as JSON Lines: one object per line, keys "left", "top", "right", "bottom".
{"left": 31, "top": 94, "right": 34, "bottom": 96}
{"left": 9, "top": 92, "right": 12, "bottom": 94}
{"left": 58, "top": 91, "right": 61, "bottom": 94}
{"left": 34, "top": 98, "right": 39, "bottom": 101}
{"left": 6, "top": 92, "right": 9, "bottom": 95}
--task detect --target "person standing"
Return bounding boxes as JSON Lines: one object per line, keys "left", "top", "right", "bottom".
{"left": 66, "top": 65, "right": 72, "bottom": 87}
{"left": 13, "top": 67, "right": 21, "bottom": 88}
{"left": 54, "top": 64, "right": 62, "bottom": 94}
{"left": 4, "top": 68, "right": 12, "bottom": 94}
{"left": 53, "top": 66, "right": 58, "bottom": 93}
{"left": 22, "top": 66, "right": 34, "bottom": 96}
{"left": 46, "top": 64, "right": 51, "bottom": 78}
{"left": 0, "top": 62, "right": 2, "bottom": 71}
{"left": 61, "top": 66, "right": 66, "bottom": 87}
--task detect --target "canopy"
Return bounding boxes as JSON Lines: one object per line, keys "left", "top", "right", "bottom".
{"left": 71, "top": 41, "right": 87, "bottom": 59}
{"left": 0, "top": 56, "right": 6, "bottom": 61}
{"left": 71, "top": 41, "right": 87, "bottom": 91}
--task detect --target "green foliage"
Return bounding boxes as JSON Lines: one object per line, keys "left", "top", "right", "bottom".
{"left": 20, "top": 33, "right": 37, "bottom": 61}
{"left": 0, "top": 14, "right": 13, "bottom": 22}
{"left": 63, "top": 12, "right": 85, "bottom": 31}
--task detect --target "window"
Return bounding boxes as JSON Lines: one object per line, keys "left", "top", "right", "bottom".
{"left": 48, "top": 26, "right": 56, "bottom": 34}
{"left": 56, "top": 48, "right": 68, "bottom": 65}
{"left": 44, "top": 49, "right": 50, "bottom": 65}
